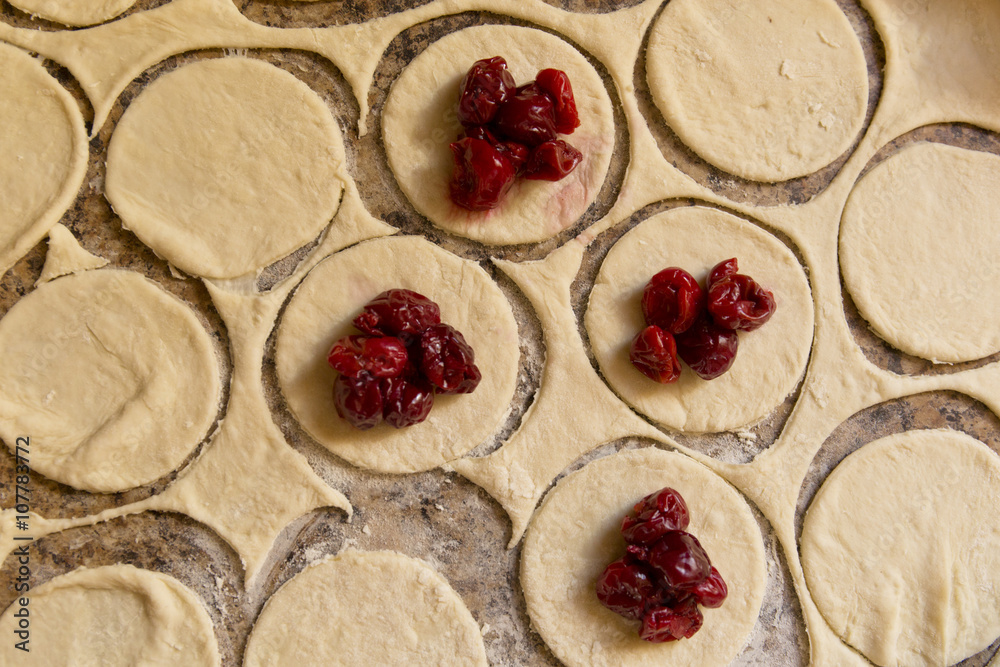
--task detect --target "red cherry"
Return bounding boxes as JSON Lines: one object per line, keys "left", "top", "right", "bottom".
{"left": 462, "top": 125, "right": 529, "bottom": 173}
{"left": 690, "top": 566, "right": 728, "bottom": 609}
{"left": 417, "top": 323, "right": 481, "bottom": 394}
{"left": 333, "top": 372, "right": 383, "bottom": 430}
{"left": 707, "top": 261, "right": 777, "bottom": 332}
{"left": 328, "top": 335, "right": 409, "bottom": 378}
{"left": 457, "top": 56, "right": 515, "bottom": 126}
{"left": 639, "top": 596, "right": 704, "bottom": 642}
{"left": 595, "top": 559, "right": 658, "bottom": 621}
{"left": 675, "top": 313, "right": 739, "bottom": 380}
{"left": 381, "top": 374, "right": 434, "bottom": 428}
{"left": 647, "top": 531, "right": 712, "bottom": 589}
{"left": 534, "top": 68, "right": 580, "bottom": 134}
{"left": 621, "top": 487, "right": 690, "bottom": 544}
{"left": 492, "top": 83, "right": 557, "bottom": 147}
{"left": 523, "top": 139, "right": 582, "bottom": 181}
{"left": 641, "top": 267, "right": 704, "bottom": 334}
{"left": 448, "top": 137, "right": 516, "bottom": 211}
{"left": 629, "top": 326, "right": 681, "bottom": 384}
{"left": 353, "top": 289, "right": 441, "bottom": 339}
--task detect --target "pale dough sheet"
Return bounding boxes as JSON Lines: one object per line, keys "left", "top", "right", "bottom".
{"left": 0, "top": 0, "right": 998, "bottom": 666}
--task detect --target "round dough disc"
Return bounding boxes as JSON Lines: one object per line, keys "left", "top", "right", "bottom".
{"left": 275, "top": 235, "right": 519, "bottom": 473}
{"left": 382, "top": 24, "right": 615, "bottom": 245}
{"left": 0, "top": 43, "right": 88, "bottom": 272}
{"left": 244, "top": 550, "right": 488, "bottom": 667}
{"left": 7, "top": 0, "right": 137, "bottom": 26}
{"left": 646, "top": 0, "right": 868, "bottom": 182}
{"left": 521, "top": 447, "right": 766, "bottom": 667}
{"left": 0, "top": 565, "right": 220, "bottom": 666}
{"left": 106, "top": 57, "right": 345, "bottom": 280}
{"left": 801, "top": 429, "right": 1000, "bottom": 667}
{"left": 0, "top": 270, "right": 221, "bottom": 492}
{"left": 586, "top": 207, "right": 813, "bottom": 433}
{"left": 840, "top": 142, "right": 1000, "bottom": 363}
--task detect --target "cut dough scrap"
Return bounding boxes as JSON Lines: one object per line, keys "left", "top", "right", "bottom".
{"left": 0, "top": 270, "right": 221, "bottom": 492}
{"left": 244, "top": 550, "right": 488, "bottom": 667}
{"left": 0, "top": 564, "right": 220, "bottom": 666}
{"left": 382, "top": 24, "right": 615, "bottom": 245}
{"left": 37, "top": 223, "right": 108, "bottom": 285}
{"left": 646, "top": 0, "right": 868, "bottom": 182}
{"left": 275, "top": 235, "right": 520, "bottom": 473}
{"left": 105, "top": 57, "right": 345, "bottom": 280}
{"left": 7, "top": 0, "right": 137, "bottom": 26}
{"left": 801, "top": 429, "right": 1000, "bottom": 667}
{"left": 840, "top": 142, "right": 1000, "bottom": 363}
{"left": 521, "top": 447, "right": 766, "bottom": 667}
{"left": 0, "top": 42, "right": 88, "bottom": 275}
{"left": 586, "top": 207, "right": 814, "bottom": 433}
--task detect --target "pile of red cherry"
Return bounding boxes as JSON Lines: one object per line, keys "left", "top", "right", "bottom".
{"left": 327, "top": 289, "right": 481, "bottom": 429}
{"left": 596, "top": 487, "right": 727, "bottom": 643}
{"left": 630, "top": 258, "right": 776, "bottom": 382}
{"left": 449, "top": 56, "right": 583, "bottom": 211}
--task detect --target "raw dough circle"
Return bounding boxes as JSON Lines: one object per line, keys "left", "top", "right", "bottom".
{"left": 0, "top": 270, "right": 221, "bottom": 492}
{"left": 840, "top": 142, "right": 1000, "bottom": 363}
{"left": 521, "top": 447, "right": 766, "bottom": 667}
{"left": 801, "top": 429, "right": 1000, "bottom": 667}
{"left": 275, "top": 235, "right": 519, "bottom": 473}
{"left": 106, "top": 57, "right": 345, "bottom": 280}
{"left": 382, "top": 24, "right": 615, "bottom": 245}
{"left": 0, "top": 43, "right": 88, "bottom": 273}
{"left": 0, "top": 565, "right": 220, "bottom": 666}
{"left": 244, "top": 550, "right": 488, "bottom": 667}
{"left": 586, "top": 207, "right": 814, "bottom": 433}
{"left": 646, "top": 0, "right": 868, "bottom": 182}
{"left": 7, "top": 0, "right": 137, "bottom": 26}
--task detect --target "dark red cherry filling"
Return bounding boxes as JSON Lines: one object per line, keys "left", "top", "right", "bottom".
{"left": 641, "top": 267, "right": 704, "bottom": 335}
{"left": 629, "top": 326, "right": 681, "bottom": 384}
{"left": 330, "top": 289, "right": 480, "bottom": 429}
{"left": 596, "top": 487, "right": 728, "bottom": 643}
{"left": 706, "top": 258, "right": 777, "bottom": 332}
{"left": 449, "top": 58, "right": 582, "bottom": 211}
{"left": 675, "top": 313, "right": 740, "bottom": 380}
{"left": 630, "top": 259, "right": 775, "bottom": 382}
{"left": 457, "top": 56, "right": 515, "bottom": 126}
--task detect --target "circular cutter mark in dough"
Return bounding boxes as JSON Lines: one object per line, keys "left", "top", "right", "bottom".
{"left": 244, "top": 550, "right": 488, "bottom": 667}
{"left": 521, "top": 447, "right": 766, "bottom": 667}
{"left": 105, "top": 57, "right": 345, "bottom": 280}
{"left": 7, "top": 0, "right": 138, "bottom": 26}
{"left": 0, "top": 565, "right": 221, "bottom": 666}
{"left": 645, "top": 0, "right": 868, "bottom": 182}
{"left": 275, "top": 235, "right": 519, "bottom": 473}
{"left": 840, "top": 142, "right": 1000, "bottom": 363}
{"left": 586, "top": 207, "right": 813, "bottom": 434}
{"left": 382, "top": 24, "right": 615, "bottom": 246}
{"left": 0, "top": 43, "right": 88, "bottom": 272}
{"left": 801, "top": 429, "right": 1000, "bottom": 667}
{"left": 0, "top": 270, "right": 221, "bottom": 493}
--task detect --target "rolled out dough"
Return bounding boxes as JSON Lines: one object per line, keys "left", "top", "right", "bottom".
{"left": 521, "top": 447, "right": 767, "bottom": 667}
{"left": 106, "top": 56, "right": 345, "bottom": 280}
{"left": 586, "top": 207, "right": 814, "bottom": 433}
{"left": 0, "top": 42, "right": 88, "bottom": 276}
{"left": 801, "top": 429, "right": 1000, "bottom": 667}
{"left": 0, "top": 270, "right": 221, "bottom": 492}
{"left": 0, "top": 564, "right": 220, "bottom": 666}
{"left": 275, "top": 235, "right": 520, "bottom": 473}
{"left": 646, "top": 0, "right": 868, "bottom": 182}
{"left": 382, "top": 24, "right": 615, "bottom": 245}
{"left": 840, "top": 142, "right": 1000, "bottom": 363}
{"left": 243, "top": 550, "right": 488, "bottom": 667}
{"left": 7, "top": 0, "right": 138, "bottom": 26}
